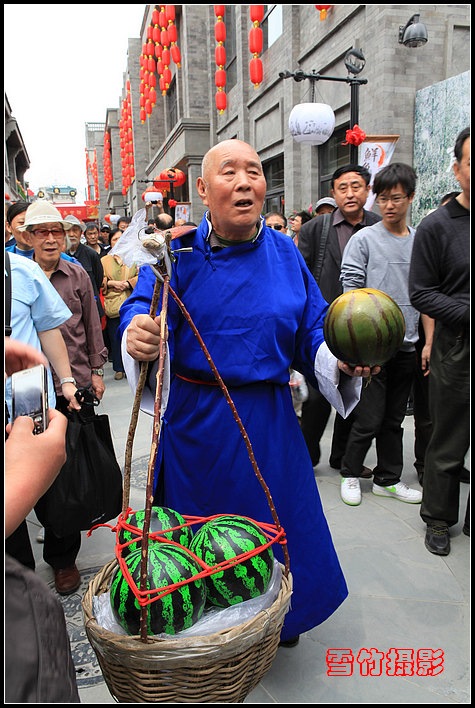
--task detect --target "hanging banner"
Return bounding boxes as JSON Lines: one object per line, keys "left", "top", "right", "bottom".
{"left": 359, "top": 135, "right": 399, "bottom": 210}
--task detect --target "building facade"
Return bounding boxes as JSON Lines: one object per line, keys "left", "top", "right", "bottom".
{"left": 99, "top": 4, "right": 470, "bottom": 225}
{"left": 5, "top": 94, "right": 31, "bottom": 203}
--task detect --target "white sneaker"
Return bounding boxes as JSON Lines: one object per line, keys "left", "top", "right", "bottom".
{"left": 341, "top": 477, "right": 362, "bottom": 505}
{"left": 372, "top": 481, "right": 422, "bottom": 504}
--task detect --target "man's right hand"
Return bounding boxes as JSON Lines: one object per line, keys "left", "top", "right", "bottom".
{"left": 126, "top": 314, "right": 163, "bottom": 361}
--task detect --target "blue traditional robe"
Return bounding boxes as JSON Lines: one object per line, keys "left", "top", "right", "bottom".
{"left": 119, "top": 214, "right": 360, "bottom": 641}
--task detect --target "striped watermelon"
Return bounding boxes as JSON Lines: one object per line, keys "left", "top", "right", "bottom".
{"left": 189, "top": 515, "right": 274, "bottom": 608}
{"left": 118, "top": 507, "right": 193, "bottom": 556}
{"left": 323, "top": 288, "right": 405, "bottom": 367}
{"left": 109, "top": 544, "right": 206, "bottom": 636}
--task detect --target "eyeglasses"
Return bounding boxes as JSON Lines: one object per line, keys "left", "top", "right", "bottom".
{"left": 31, "top": 228, "right": 65, "bottom": 238}
{"left": 269, "top": 223, "right": 285, "bottom": 231}
{"left": 376, "top": 195, "right": 408, "bottom": 205}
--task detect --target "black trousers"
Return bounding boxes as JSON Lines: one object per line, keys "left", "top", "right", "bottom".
{"left": 420, "top": 325, "right": 470, "bottom": 527}
{"left": 299, "top": 383, "right": 354, "bottom": 467}
{"left": 412, "top": 335, "right": 432, "bottom": 481}
{"left": 341, "top": 350, "right": 417, "bottom": 486}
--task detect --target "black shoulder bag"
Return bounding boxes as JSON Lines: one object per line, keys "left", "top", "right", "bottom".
{"left": 34, "top": 388, "right": 123, "bottom": 537}
{"left": 313, "top": 212, "right": 332, "bottom": 283}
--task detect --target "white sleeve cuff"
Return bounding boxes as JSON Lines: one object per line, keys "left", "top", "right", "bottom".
{"left": 121, "top": 328, "right": 170, "bottom": 417}
{"left": 314, "top": 341, "right": 362, "bottom": 418}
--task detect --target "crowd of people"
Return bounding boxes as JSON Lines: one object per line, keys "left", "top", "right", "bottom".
{"left": 261, "top": 128, "right": 469, "bottom": 557}
{"left": 4, "top": 128, "right": 469, "bottom": 698}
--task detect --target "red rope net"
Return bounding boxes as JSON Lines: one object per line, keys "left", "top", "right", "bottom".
{"left": 89, "top": 510, "right": 287, "bottom": 608}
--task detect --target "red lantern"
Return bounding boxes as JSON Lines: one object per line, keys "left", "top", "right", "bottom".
{"left": 171, "top": 44, "right": 181, "bottom": 66}
{"left": 215, "top": 68, "right": 226, "bottom": 88}
{"left": 165, "top": 5, "right": 175, "bottom": 22}
{"left": 249, "top": 7, "right": 264, "bottom": 88}
{"left": 214, "top": 5, "right": 225, "bottom": 17}
{"left": 249, "top": 26, "right": 263, "bottom": 54}
{"left": 215, "top": 90, "right": 227, "bottom": 113}
{"left": 214, "top": 20, "right": 226, "bottom": 43}
{"left": 250, "top": 5, "right": 264, "bottom": 23}
{"left": 215, "top": 44, "right": 226, "bottom": 66}
{"left": 315, "top": 5, "right": 331, "bottom": 20}
{"left": 160, "top": 167, "right": 186, "bottom": 187}
{"left": 250, "top": 57, "right": 263, "bottom": 87}
{"left": 167, "top": 23, "right": 177, "bottom": 43}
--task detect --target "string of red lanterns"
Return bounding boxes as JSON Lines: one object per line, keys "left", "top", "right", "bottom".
{"left": 92, "top": 149, "right": 99, "bottom": 201}
{"left": 214, "top": 6, "right": 227, "bottom": 114}
{"left": 84, "top": 149, "right": 92, "bottom": 201}
{"left": 249, "top": 5, "right": 264, "bottom": 88}
{"left": 119, "top": 82, "right": 136, "bottom": 196}
{"left": 315, "top": 5, "right": 332, "bottom": 21}
{"left": 103, "top": 131, "right": 113, "bottom": 190}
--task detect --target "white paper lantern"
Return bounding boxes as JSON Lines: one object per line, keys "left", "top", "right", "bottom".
{"left": 289, "top": 102, "right": 336, "bottom": 146}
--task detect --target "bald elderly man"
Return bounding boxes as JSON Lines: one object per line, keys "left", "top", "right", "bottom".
{"left": 119, "top": 140, "right": 378, "bottom": 645}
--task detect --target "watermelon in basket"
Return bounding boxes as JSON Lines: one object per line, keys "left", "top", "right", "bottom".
{"left": 118, "top": 506, "right": 193, "bottom": 556}
{"left": 110, "top": 542, "right": 206, "bottom": 636}
{"left": 190, "top": 515, "right": 274, "bottom": 607}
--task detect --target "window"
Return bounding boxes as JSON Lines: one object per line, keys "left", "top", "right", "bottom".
{"left": 262, "top": 5, "right": 283, "bottom": 50}
{"left": 318, "top": 123, "right": 350, "bottom": 197}
{"left": 224, "top": 6, "right": 237, "bottom": 90}
{"left": 167, "top": 78, "right": 178, "bottom": 129}
{"left": 263, "top": 155, "right": 285, "bottom": 214}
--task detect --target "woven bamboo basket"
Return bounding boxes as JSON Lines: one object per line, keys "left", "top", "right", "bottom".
{"left": 81, "top": 240, "right": 293, "bottom": 702}
{"left": 82, "top": 559, "right": 292, "bottom": 703}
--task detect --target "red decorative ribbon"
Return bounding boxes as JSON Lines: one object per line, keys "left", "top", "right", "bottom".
{"left": 341, "top": 124, "right": 366, "bottom": 146}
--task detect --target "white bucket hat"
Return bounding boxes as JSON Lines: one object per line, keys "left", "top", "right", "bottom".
{"left": 64, "top": 214, "right": 86, "bottom": 232}
{"left": 18, "top": 200, "right": 72, "bottom": 231}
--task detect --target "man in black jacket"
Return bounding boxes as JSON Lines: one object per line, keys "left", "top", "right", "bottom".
{"left": 298, "top": 164, "right": 382, "bottom": 469}
{"left": 64, "top": 215, "right": 105, "bottom": 320}
{"left": 409, "top": 127, "right": 470, "bottom": 556}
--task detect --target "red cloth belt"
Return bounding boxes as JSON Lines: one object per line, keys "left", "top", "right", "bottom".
{"left": 175, "top": 373, "right": 220, "bottom": 386}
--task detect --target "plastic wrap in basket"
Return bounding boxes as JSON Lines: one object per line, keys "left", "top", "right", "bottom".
{"left": 81, "top": 237, "right": 293, "bottom": 702}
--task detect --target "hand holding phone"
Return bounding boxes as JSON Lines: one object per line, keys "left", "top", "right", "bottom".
{"left": 11, "top": 364, "right": 49, "bottom": 434}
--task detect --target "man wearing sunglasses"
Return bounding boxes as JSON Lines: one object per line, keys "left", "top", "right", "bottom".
{"left": 264, "top": 211, "right": 287, "bottom": 234}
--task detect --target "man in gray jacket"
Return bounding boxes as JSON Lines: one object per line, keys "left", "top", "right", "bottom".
{"left": 298, "top": 165, "right": 381, "bottom": 470}
{"left": 338, "top": 162, "right": 423, "bottom": 506}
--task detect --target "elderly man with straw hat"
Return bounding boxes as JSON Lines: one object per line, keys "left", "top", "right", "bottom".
{"left": 18, "top": 200, "right": 108, "bottom": 594}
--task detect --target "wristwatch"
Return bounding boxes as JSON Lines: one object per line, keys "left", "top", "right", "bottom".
{"left": 91, "top": 368, "right": 104, "bottom": 376}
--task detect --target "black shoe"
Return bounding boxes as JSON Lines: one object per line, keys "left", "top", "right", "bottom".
{"left": 425, "top": 524, "right": 450, "bottom": 555}
{"left": 279, "top": 635, "right": 300, "bottom": 648}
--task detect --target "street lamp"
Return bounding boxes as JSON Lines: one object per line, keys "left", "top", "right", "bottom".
{"left": 398, "top": 14, "right": 428, "bottom": 48}
{"left": 279, "top": 48, "right": 368, "bottom": 163}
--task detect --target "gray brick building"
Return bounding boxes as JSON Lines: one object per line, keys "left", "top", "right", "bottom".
{"left": 98, "top": 4, "right": 470, "bottom": 225}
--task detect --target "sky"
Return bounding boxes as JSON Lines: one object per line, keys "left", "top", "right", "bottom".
{"left": 5, "top": 4, "right": 147, "bottom": 203}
